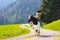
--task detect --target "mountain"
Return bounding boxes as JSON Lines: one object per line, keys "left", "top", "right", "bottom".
{"left": 0, "top": 0, "right": 41, "bottom": 24}
{"left": 0, "top": 0, "right": 16, "bottom": 9}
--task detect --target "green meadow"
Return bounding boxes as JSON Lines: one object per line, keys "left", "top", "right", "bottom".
{"left": 43, "top": 19, "right": 60, "bottom": 31}
{"left": 0, "top": 24, "right": 30, "bottom": 39}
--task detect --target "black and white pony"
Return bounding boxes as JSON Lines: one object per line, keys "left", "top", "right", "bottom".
{"left": 28, "top": 15, "right": 41, "bottom": 36}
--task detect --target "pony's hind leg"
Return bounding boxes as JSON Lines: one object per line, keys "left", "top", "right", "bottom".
{"left": 35, "top": 29, "right": 40, "bottom": 36}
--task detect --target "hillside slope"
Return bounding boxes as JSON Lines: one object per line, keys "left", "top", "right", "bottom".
{"left": 44, "top": 19, "right": 60, "bottom": 31}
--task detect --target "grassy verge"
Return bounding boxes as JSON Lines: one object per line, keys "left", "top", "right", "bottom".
{"left": 56, "top": 37, "right": 60, "bottom": 40}
{"left": 43, "top": 19, "right": 60, "bottom": 31}
{"left": 0, "top": 24, "right": 30, "bottom": 39}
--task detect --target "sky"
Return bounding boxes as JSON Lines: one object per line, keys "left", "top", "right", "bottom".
{"left": 0, "top": 0, "right": 16, "bottom": 9}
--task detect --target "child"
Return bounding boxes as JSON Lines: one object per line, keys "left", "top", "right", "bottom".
{"left": 36, "top": 10, "right": 43, "bottom": 27}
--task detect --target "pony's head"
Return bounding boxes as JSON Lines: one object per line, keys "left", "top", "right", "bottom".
{"left": 28, "top": 15, "right": 38, "bottom": 25}
{"left": 28, "top": 15, "right": 34, "bottom": 22}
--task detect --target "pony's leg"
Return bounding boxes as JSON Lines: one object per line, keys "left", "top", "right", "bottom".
{"left": 38, "top": 26, "right": 40, "bottom": 36}
{"left": 38, "top": 29, "right": 40, "bottom": 36}
{"left": 36, "top": 29, "right": 39, "bottom": 36}
{"left": 35, "top": 29, "right": 40, "bottom": 36}
{"left": 33, "top": 25, "right": 40, "bottom": 36}
{"left": 33, "top": 25, "right": 36, "bottom": 36}
{"left": 35, "top": 27, "right": 40, "bottom": 36}
{"left": 33, "top": 25, "right": 37, "bottom": 36}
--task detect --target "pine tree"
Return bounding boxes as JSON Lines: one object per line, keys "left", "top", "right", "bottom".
{"left": 40, "top": 0, "right": 60, "bottom": 23}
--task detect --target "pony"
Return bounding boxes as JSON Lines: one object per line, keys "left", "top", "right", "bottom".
{"left": 28, "top": 15, "right": 41, "bottom": 36}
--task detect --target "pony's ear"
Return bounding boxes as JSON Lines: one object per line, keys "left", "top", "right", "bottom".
{"left": 28, "top": 15, "right": 31, "bottom": 19}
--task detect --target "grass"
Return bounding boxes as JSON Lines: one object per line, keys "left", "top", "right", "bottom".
{"left": 56, "top": 37, "right": 60, "bottom": 40}
{"left": 43, "top": 19, "right": 60, "bottom": 31}
{"left": 0, "top": 24, "right": 30, "bottom": 39}
{"left": 0, "top": 38, "right": 3, "bottom": 40}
